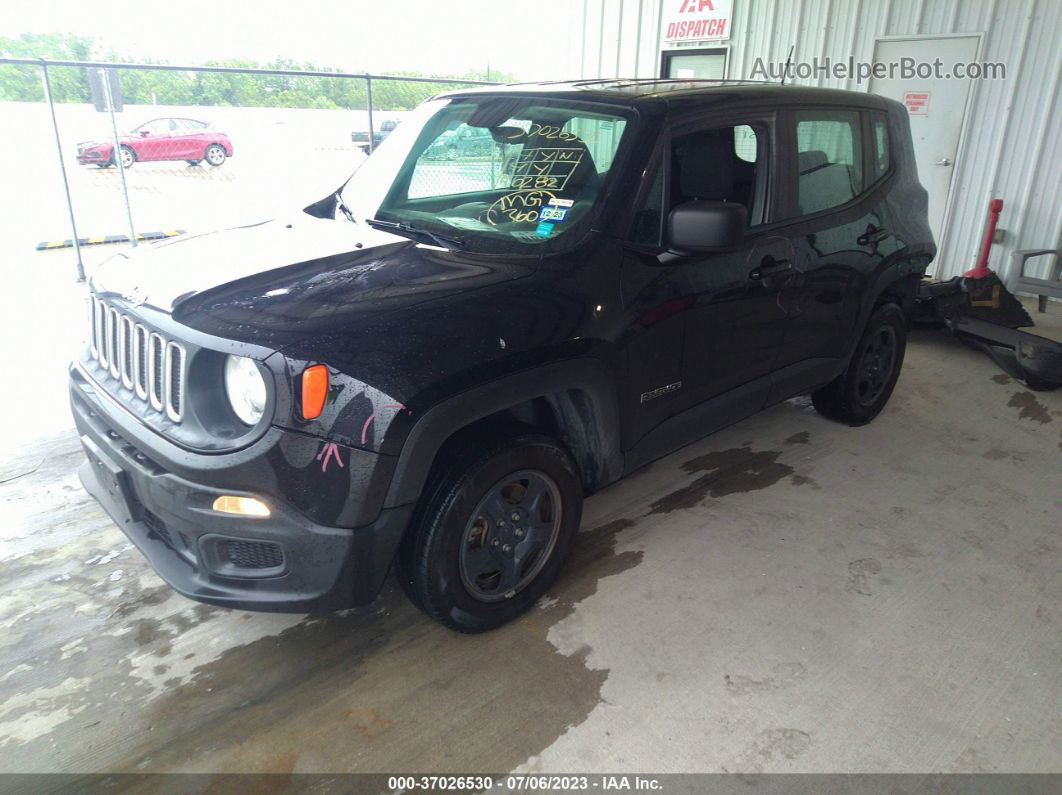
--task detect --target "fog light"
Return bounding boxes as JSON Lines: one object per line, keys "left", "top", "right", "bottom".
{"left": 212, "top": 495, "right": 271, "bottom": 517}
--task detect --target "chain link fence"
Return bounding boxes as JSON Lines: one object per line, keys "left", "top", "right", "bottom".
{"left": 0, "top": 58, "right": 493, "bottom": 278}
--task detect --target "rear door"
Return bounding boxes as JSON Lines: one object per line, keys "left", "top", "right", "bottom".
{"left": 170, "top": 119, "right": 204, "bottom": 159}
{"left": 769, "top": 107, "right": 902, "bottom": 397}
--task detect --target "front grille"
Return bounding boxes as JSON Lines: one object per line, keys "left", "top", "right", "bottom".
{"left": 223, "top": 539, "right": 284, "bottom": 570}
{"left": 143, "top": 510, "right": 173, "bottom": 547}
{"left": 87, "top": 295, "right": 185, "bottom": 422}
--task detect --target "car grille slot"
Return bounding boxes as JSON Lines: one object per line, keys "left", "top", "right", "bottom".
{"left": 87, "top": 295, "right": 185, "bottom": 423}
{"left": 223, "top": 539, "right": 284, "bottom": 570}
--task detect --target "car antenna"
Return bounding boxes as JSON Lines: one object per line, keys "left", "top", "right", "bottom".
{"left": 780, "top": 45, "right": 795, "bottom": 85}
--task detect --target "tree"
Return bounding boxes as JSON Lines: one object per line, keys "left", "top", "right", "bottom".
{"left": 0, "top": 33, "right": 516, "bottom": 110}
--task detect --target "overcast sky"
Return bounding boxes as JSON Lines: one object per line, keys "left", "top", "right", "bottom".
{"left": 4, "top": 0, "right": 584, "bottom": 80}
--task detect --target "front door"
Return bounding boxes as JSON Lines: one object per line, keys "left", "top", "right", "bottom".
{"left": 870, "top": 35, "right": 980, "bottom": 244}
{"left": 620, "top": 116, "right": 794, "bottom": 463}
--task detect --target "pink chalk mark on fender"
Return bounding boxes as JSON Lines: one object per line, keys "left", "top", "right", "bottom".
{"left": 316, "top": 442, "right": 344, "bottom": 473}
{"left": 360, "top": 403, "right": 409, "bottom": 446}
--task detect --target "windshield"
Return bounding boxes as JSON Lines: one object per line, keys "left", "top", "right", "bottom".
{"left": 339, "top": 96, "right": 633, "bottom": 254}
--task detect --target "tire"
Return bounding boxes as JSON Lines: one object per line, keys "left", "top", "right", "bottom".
{"left": 117, "top": 146, "right": 135, "bottom": 169}
{"left": 812, "top": 303, "right": 907, "bottom": 426}
{"left": 397, "top": 428, "right": 583, "bottom": 633}
{"left": 204, "top": 144, "right": 226, "bottom": 166}
{"left": 95, "top": 163, "right": 113, "bottom": 169}
{"left": 186, "top": 159, "right": 201, "bottom": 166}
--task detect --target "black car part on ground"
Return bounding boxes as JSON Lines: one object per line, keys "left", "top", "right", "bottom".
{"left": 914, "top": 275, "right": 1062, "bottom": 389}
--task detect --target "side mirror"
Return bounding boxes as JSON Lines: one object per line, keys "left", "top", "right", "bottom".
{"left": 139, "top": 130, "right": 150, "bottom": 137}
{"left": 667, "top": 200, "right": 747, "bottom": 253}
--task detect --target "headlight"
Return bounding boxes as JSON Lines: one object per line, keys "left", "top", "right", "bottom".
{"left": 224, "top": 355, "right": 267, "bottom": 425}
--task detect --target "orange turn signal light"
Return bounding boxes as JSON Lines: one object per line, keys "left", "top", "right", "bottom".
{"left": 212, "top": 495, "right": 271, "bottom": 518}
{"left": 301, "top": 364, "right": 328, "bottom": 420}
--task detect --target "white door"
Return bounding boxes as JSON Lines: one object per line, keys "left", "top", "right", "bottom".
{"left": 870, "top": 35, "right": 980, "bottom": 245}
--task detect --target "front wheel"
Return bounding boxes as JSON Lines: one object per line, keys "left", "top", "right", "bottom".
{"left": 117, "top": 145, "right": 135, "bottom": 169}
{"left": 812, "top": 303, "right": 907, "bottom": 425}
{"left": 397, "top": 430, "right": 583, "bottom": 633}
{"left": 204, "top": 144, "right": 226, "bottom": 166}
{"left": 186, "top": 159, "right": 201, "bottom": 166}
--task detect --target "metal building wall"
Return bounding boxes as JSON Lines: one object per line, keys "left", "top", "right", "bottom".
{"left": 575, "top": 0, "right": 1062, "bottom": 281}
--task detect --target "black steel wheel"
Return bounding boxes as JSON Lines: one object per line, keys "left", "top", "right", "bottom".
{"left": 458, "top": 470, "right": 563, "bottom": 602}
{"left": 397, "top": 428, "right": 582, "bottom": 633}
{"left": 812, "top": 302, "right": 907, "bottom": 426}
{"left": 854, "top": 324, "right": 897, "bottom": 406}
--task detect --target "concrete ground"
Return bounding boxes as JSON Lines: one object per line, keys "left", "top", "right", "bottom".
{"left": 1, "top": 275, "right": 1060, "bottom": 774}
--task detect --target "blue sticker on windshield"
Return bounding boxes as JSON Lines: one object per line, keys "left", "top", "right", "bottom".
{"left": 539, "top": 206, "right": 568, "bottom": 222}
{"left": 534, "top": 221, "right": 554, "bottom": 238}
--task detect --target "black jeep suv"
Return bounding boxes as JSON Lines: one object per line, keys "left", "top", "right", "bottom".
{"left": 71, "top": 80, "right": 934, "bottom": 632}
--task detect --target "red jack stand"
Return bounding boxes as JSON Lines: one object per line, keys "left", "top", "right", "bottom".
{"left": 964, "top": 198, "right": 1004, "bottom": 279}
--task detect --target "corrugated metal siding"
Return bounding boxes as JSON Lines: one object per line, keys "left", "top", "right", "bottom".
{"left": 577, "top": 0, "right": 1062, "bottom": 280}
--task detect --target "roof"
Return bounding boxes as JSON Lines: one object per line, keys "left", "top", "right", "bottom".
{"left": 438, "top": 78, "right": 890, "bottom": 110}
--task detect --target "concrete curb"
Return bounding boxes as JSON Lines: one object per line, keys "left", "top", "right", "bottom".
{"left": 36, "top": 230, "right": 185, "bottom": 251}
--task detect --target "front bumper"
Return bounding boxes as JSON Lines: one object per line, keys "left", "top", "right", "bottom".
{"left": 77, "top": 149, "right": 111, "bottom": 165}
{"left": 70, "top": 366, "right": 413, "bottom": 612}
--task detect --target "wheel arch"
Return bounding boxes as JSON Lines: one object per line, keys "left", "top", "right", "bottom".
{"left": 382, "top": 359, "right": 623, "bottom": 510}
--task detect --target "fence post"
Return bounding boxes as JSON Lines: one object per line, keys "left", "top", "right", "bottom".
{"left": 39, "top": 61, "right": 86, "bottom": 281}
{"left": 101, "top": 68, "right": 137, "bottom": 247}
{"left": 366, "top": 76, "right": 375, "bottom": 155}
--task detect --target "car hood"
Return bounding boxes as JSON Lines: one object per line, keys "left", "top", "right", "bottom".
{"left": 90, "top": 215, "right": 534, "bottom": 353}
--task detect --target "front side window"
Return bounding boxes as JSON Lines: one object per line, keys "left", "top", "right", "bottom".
{"left": 629, "top": 121, "right": 767, "bottom": 245}
{"left": 794, "top": 110, "right": 864, "bottom": 214}
{"left": 341, "top": 97, "right": 633, "bottom": 254}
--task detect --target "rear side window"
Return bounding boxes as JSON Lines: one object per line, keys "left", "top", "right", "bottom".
{"left": 794, "top": 110, "right": 863, "bottom": 214}
{"left": 871, "top": 114, "right": 891, "bottom": 182}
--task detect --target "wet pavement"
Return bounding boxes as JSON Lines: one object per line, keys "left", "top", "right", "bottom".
{"left": 1, "top": 302, "right": 1060, "bottom": 774}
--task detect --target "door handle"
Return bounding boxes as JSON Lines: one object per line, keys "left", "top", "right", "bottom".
{"left": 857, "top": 226, "right": 891, "bottom": 246}
{"left": 749, "top": 257, "right": 793, "bottom": 281}
{"left": 935, "top": 157, "right": 952, "bottom": 166}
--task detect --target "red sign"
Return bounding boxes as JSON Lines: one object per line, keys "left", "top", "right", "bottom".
{"left": 904, "top": 91, "right": 930, "bottom": 116}
{"left": 662, "top": 0, "right": 734, "bottom": 44}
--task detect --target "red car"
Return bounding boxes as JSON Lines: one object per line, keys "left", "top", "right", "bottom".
{"left": 76, "top": 118, "right": 234, "bottom": 168}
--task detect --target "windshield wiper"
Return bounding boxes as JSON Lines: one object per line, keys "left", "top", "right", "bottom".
{"left": 364, "top": 217, "right": 465, "bottom": 250}
{"left": 336, "top": 193, "right": 356, "bottom": 223}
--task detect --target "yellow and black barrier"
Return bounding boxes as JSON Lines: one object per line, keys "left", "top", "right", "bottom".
{"left": 36, "top": 230, "right": 185, "bottom": 251}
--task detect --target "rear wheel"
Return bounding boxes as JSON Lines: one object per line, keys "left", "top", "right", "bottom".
{"left": 204, "top": 144, "right": 226, "bottom": 166}
{"left": 397, "top": 430, "right": 582, "bottom": 633}
{"left": 812, "top": 303, "right": 907, "bottom": 425}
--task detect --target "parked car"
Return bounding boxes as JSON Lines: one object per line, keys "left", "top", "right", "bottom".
{"left": 351, "top": 118, "right": 399, "bottom": 152}
{"left": 423, "top": 125, "right": 497, "bottom": 160}
{"left": 76, "top": 118, "right": 233, "bottom": 168}
{"left": 71, "top": 81, "right": 934, "bottom": 633}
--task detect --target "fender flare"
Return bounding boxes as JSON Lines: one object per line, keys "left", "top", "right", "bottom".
{"left": 382, "top": 358, "right": 624, "bottom": 509}
{"left": 842, "top": 253, "right": 929, "bottom": 361}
